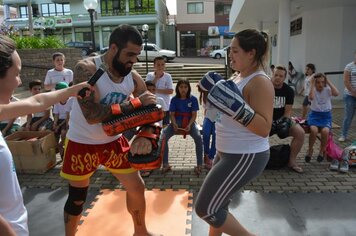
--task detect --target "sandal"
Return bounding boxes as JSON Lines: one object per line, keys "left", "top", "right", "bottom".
{"left": 161, "top": 165, "right": 172, "bottom": 174}
{"left": 288, "top": 165, "right": 303, "bottom": 174}
{"left": 140, "top": 170, "right": 152, "bottom": 177}
{"left": 194, "top": 166, "right": 203, "bottom": 176}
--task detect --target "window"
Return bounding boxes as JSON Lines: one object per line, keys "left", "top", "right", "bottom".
{"left": 41, "top": 3, "right": 70, "bottom": 17}
{"left": 290, "top": 18, "right": 302, "bottom": 36}
{"left": 187, "top": 2, "right": 203, "bottom": 14}
{"left": 19, "top": 6, "right": 28, "bottom": 18}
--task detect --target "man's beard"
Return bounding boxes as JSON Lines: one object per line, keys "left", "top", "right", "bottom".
{"left": 112, "top": 51, "right": 132, "bottom": 77}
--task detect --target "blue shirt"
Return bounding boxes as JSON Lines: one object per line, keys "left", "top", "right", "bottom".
{"left": 169, "top": 95, "right": 199, "bottom": 124}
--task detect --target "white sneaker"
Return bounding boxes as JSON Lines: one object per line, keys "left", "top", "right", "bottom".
{"left": 338, "top": 136, "right": 346, "bottom": 142}
{"left": 329, "top": 159, "right": 339, "bottom": 171}
{"left": 339, "top": 160, "right": 349, "bottom": 173}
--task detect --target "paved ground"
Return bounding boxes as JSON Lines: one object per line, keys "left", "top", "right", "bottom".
{"left": 15, "top": 80, "right": 356, "bottom": 194}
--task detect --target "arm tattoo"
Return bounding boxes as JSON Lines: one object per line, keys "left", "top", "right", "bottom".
{"left": 78, "top": 91, "right": 112, "bottom": 124}
{"left": 73, "top": 62, "right": 93, "bottom": 84}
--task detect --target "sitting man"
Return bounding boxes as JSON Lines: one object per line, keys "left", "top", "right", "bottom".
{"left": 270, "top": 65, "right": 305, "bottom": 173}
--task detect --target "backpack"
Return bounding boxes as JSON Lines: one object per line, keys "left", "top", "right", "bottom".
{"left": 265, "top": 144, "right": 290, "bottom": 170}
{"left": 342, "top": 142, "right": 356, "bottom": 167}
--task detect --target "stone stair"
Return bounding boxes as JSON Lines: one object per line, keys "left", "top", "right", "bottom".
{"left": 133, "top": 62, "right": 227, "bottom": 81}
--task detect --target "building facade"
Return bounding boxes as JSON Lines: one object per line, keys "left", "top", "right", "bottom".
{"left": 3, "top": 0, "right": 169, "bottom": 49}
{"left": 229, "top": 0, "right": 356, "bottom": 97}
{"left": 176, "top": 0, "right": 233, "bottom": 57}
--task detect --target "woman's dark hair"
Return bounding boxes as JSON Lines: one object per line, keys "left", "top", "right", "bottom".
{"left": 197, "top": 85, "right": 207, "bottom": 105}
{"left": 306, "top": 63, "right": 316, "bottom": 73}
{"left": 175, "top": 78, "right": 191, "bottom": 98}
{"left": 0, "top": 35, "right": 16, "bottom": 79}
{"left": 109, "top": 24, "right": 143, "bottom": 51}
{"left": 234, "top": 29, "right": 269, "bottom": 71}
{"left": 313, "top": 73, "right": 327, "bottom": 87}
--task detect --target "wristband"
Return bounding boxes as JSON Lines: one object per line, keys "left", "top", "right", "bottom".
{"left": 111, "top": 104, "right": 122, "bottom": 115}
{"left": 130, "top": 97, "right": 142, "bottom": 109}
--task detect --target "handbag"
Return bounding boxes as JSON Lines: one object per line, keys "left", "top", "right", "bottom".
{"left": 325, "top": 132, "right": 343, "bottom": 160}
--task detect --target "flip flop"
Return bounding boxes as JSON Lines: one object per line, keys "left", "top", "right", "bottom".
{"left": 288, "top": 165, "right": 303, "bottom": 174}
{"left": 161, "top": 165, "right": 172, "bottom": 174}
{"left": 140, "top": 170, "right": 152, "bottom": 177}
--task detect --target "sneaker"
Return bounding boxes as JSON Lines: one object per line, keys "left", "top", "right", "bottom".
{"left": 305, "top": 155, "right": 311, "bottom": 163}
{"left": 339, "top": 160, "right": 349, "bottom": 173}
{"left": 317, "top": 155, "right": 324, "bottom": 163}
{"left": 329, "top": 159, "right": 339, "bottom": 171}
{"left": 338, "top": 136, "right": 346, "bottom": 142}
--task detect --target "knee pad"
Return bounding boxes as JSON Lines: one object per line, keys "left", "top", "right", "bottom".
{"left": 64, "top": 185, "right": 88, "bottom": 216}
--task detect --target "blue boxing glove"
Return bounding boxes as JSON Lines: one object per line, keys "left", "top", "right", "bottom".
{"left": 207, "top": 80, "right": 255, "bottom": 126}
{"left": 199, "top": 71, "right": 224, "bottom": 92}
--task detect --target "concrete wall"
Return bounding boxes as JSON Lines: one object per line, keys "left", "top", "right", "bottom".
{"left": 176, "top": 0, "right": 215, "bottom": 24}
{"left": 17, "top": 48, "right": 82, "bottom": 88}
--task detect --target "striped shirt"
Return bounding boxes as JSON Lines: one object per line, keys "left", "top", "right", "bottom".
{"left": 344, "top": 61, "right": 356, "bottom": 95}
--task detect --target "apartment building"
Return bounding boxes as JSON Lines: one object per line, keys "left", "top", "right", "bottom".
{"left": 176, "top": 0, "right": 233, "bottom": 57}
{"left": 2, "top": 0, "right": 169, "bottom": 49}
{"left": 229, "top": 0, "right": 356, "bottom": 95}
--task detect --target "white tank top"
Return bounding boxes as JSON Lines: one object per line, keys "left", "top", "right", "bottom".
{"left": 67, "top": 56, "right": 135, "bottom": 144}
{"left": 215, "top": 71, "right": 270, "bottom": 154}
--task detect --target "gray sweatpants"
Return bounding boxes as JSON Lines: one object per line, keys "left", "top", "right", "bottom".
{"left": 195, "top": 150, "right": 269, "bottom": 227}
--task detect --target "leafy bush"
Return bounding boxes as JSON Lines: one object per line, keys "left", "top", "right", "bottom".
{"left": 14, "top": 36, "right": 66, "bottom": 49}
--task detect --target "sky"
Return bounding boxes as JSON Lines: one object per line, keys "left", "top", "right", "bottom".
{"left": 166, "top": 0, "right": 177, "bottom": 15}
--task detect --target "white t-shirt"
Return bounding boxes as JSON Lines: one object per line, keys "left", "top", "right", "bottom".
{"left": 304, "top": 74, "right": 314, "bottom": 96}
{"left": 310, "top": 86, "right": 332, "bottom": 112}
{"left": 53, "top": 99, "right": 73, "bottom": 120}
{"left": 156, "top": 97, "right": 167, "bottom": 126}
{"left": 146, "top": 72, "right": 173, "bottom": 111}
{"left": 0, "top": 133, "right": 29, "bottom": 236}
{"left": 44, "top": 68, "right": 73, "bottom": 90}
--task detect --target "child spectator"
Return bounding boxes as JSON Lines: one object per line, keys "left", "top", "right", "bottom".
{"left": 301, "top": 63, "right": 316, "bottom": 119}
{"left": 52, "top": 82, "right": 73, "bottom": 159}
{"left": 24, "top": 80, "right": 53, "bottom": 131}
{"left": 197, "top": 71, "right": 223, "bottom": 170}
{"left": 305, "top": 73, "right": 339, "bottom": 163}
{"left": 145, "top": 80, "right": 168, "bottom": 126}
{"left": 146, "top": 56, "right": 174, "bottom": 126}
{"left": 160, "top": 78, "right": 203, "bottom": 175}
{"left": 0, "top": 96, "right": 21, "bottom": 136}
{"left": 44, "top": 52, "right": 73, "bottom": 91}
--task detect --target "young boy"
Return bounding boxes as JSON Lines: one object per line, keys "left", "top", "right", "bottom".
{"left": 44, "top": 52, "right": 73, "bottom": 91}
{"left": 0, "top": 96, "right": 21, "bottom": 136}
{"left": 24, "top": 80, "right": 53, "bottom": 131}
{"left": 146, "top": 56, "right": 173, "bottom": 125}
{"left": 52, "top": 82, "right": 73, "bottom": 158}
{"left": 145, "top": 80, "right": 167, "bottom": 126}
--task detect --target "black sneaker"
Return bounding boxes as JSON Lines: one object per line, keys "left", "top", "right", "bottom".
{"left": 317, "top": 155, "right": 324, "bottom": 162}
{"left": 305, "top": 155, "right": 311, "bottom": 163}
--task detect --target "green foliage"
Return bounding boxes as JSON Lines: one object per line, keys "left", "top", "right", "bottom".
{"left": 13, "top": 36, "right": 65, "bottom": 49}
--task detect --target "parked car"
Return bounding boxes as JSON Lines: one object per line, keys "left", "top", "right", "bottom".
{"left": 65, "top": 41, "right": 100, "bottom": 56}
{"left": 139, "top": 43, "right": 176, "bottom": 62}
{"left": 209, "top": 46, "right": 229, "bottom": 59}
{"left": 100, "top": 43, "right": 176, "bottom": 62}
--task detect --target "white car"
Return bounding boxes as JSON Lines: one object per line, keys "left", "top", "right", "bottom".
{"left": 138, "top": 43, "right": 176, "bottom": 62}
{"left": 209, "top": 46, "right": 229, "bottom": 59}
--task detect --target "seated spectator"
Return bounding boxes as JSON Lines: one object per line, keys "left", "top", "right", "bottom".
{"left": 52, "top": 82, "right": 73, "bottom": 159}
{"left": 0, "top": 96, "right": 21, "bottom": 136}
{"left": 270, "top": 65, "right": 305, "bottom": 173}
{"left": 160, "top": 78, "right": 203, "bottom": 175}
{"left": 23, "top": 80, "right": 53, "bottom": 131}
{"left": 305, "top": 73, "right": 339, "bottom": 163}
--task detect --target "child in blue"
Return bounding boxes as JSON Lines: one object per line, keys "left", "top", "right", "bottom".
{"left": 161, "top": 78, "right": 203, "bottom": 175}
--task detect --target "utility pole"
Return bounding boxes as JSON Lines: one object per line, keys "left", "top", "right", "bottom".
{"left": 27, "top": 0, "right": 33, "bottom": 35}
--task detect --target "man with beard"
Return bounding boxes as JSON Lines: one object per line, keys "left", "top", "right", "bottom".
{"left": 60, "top": 24, "right": 161, "bottom": 236}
